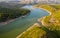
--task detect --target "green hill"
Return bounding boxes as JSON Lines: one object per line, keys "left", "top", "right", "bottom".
{"left": 0, "top": 6, "right": 30, "bottom": 22}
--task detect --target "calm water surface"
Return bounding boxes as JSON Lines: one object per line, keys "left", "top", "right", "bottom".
{"left": 0, "top": 5, "right": 49, "bottom": 38}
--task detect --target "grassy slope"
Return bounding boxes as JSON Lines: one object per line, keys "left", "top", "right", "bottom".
{"left": 35, "top": 4, "right": 60, "bottom": 38}
{"left": 19, "top": 25, "right": 46, "bottom": 38}
{"left": 17, "top": 4, "right": 60, "bottom": 38}
{"left": 18, "top": 25, "right": 57, "bottom": 38}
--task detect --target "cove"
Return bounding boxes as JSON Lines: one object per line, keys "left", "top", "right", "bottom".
{"left": 0, "top": 5, "right": 49, "bottom": 38}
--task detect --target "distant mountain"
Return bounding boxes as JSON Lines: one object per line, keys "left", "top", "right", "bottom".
{"left": 0, "top": 2, "right": 15, "bottom": 8}
{"left": 0, "top": 1, "right": 25, "bottom": 8}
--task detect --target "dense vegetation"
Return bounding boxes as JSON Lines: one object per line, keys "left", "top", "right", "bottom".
{"left": 18, "top": 4, "right": 60, "bottom": 38}
{"left": 0, "top": 6, "right": 30, "bottom": 22}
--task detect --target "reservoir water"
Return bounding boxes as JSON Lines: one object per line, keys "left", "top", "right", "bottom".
{"left": 0, "top": 5, "right": 49, "bottom": 38}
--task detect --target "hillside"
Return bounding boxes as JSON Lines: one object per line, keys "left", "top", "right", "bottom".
{"left": 17, "top": 23, "right": 57, "bottom": 38}
{"left": 0, "top": 6, "right": 30, "bottom": 22}
{"left": 17, "top": 4, "right": 60, "bottom": 38}
{"left": 34, "top": 4, "right": 60, "bottom": 38}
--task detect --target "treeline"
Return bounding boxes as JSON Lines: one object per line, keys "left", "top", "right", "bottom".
{"left": 0, "top": 6, "right": 30, "bottom": 22}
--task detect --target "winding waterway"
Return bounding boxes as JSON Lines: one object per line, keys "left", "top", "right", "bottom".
{"left": 0, "top": 5, "right": 49, "bottom": 38}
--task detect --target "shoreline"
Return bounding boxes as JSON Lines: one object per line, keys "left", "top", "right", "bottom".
{"left": 38, "top": 8, "right": 51, "bottom": 26}
{"left": 16, "top": 23, "right": 40, "bottom": 38}
{"left": 33, "top": 5, "right": 51, "bottom": 15}
{"left": 0, "top": 15, "right": 27, "bottom": 25}
{"left": 16, "top": 6, "right": 51, "bottom": 38}
{"left": 33, "top": 5, "right": 52, "bottom": 26}
{"left": 38, "top": 16, "right": 47, "bottom": 26}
